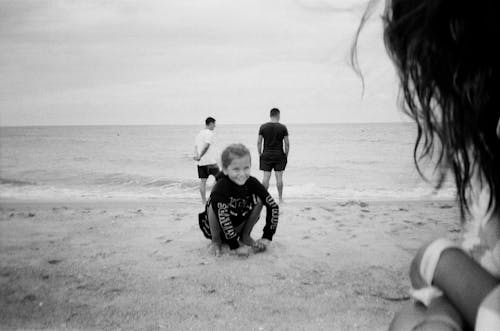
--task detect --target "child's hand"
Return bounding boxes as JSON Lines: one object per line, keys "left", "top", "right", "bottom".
{"left": 233, "top": 245, "right": 250, "bottom": 257}
{"left": 252, "top": 238, "right": 270, "bottom": 253}
{"left": 209, "top": 243, "right": 222, "bottom": 257}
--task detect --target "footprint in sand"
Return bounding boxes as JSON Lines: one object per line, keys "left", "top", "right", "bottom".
{"left": 130, "top": 209, "right": 144, "bottom": 216}
{"left": 48, "top": 259, "right": 63, "bottom": 265}
{"left": 104, "top": 288, "right": 123, "bottom": 299}
{"left": 273, "top": 273, "right": 287, "bottom": 280}
{"left": 22, "top": 294, "right": 37, "bottom": 302}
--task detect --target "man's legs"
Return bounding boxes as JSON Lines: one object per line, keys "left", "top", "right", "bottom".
{"left": 199, "top": 178, "right": 207, "bottom": 205}
{"left": 239, "top": 197, "right": 263, "bottom": 246}
{"left": 262, "top": 171, "right": 272, "bottom": 190}
{"left": 274, "top": 171, "right": 284, "bottom": 203}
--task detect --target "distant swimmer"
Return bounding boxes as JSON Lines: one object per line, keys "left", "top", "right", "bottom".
{"left": 257, "top": 108, "right": 289, "bottom": 203}
{"left": 193, "top": 117, "right": 220, "bottom": 205}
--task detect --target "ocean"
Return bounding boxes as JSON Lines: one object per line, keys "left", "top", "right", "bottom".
{"left": 0, "top": 123, "right": 455, "bottom": 202}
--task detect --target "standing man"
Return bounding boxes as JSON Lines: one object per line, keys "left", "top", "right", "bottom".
{"left": 257, "top": 108, "right": 289, "bottom": 203}
{"left": 194, "top": 117, "right": 220, "bottom": 205}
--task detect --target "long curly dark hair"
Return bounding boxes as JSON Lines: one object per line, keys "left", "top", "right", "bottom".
{"left": 352, "top": 0, "right": 500, "bottom": 220}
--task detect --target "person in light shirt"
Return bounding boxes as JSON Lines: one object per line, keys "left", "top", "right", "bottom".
{"left": 193, "top": 117, "right": 220, "bottom": 205}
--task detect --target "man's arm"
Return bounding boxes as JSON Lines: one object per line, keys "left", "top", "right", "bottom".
{"left": 257, "top": 135, "right": 263, "bottom": 156}
{"left": 198, "top": 143, "right": 210, "bottom": 159}
{"left": 194, "top": 143, "right": 210, "bottom": 161}
{"left": 283, "top": 136, "right": 289, "bottom": 157}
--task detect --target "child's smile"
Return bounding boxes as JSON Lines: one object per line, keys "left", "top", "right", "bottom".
{"left": 224, "top": 155, "right": 251, "bottom": 186}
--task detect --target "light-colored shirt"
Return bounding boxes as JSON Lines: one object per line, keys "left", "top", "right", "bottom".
{"left": 195, "top": 129, "right": 218, "bottom": 166}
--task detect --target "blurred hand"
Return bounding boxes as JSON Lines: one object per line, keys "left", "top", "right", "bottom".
{"left": 253, "top": 238, "right": 270, "bottom": 253}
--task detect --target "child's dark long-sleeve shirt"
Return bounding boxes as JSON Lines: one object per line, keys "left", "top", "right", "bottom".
{"left": 209, "top": 174, "right": 279, "bottom": 249}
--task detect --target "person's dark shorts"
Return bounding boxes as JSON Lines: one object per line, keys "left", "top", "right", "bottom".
{"left": 197, "top": 164, "right": 220, "bottom": 179}
{"left": 198, "top": 210, "right": 212, "bottom": 239}
{"left": 260, "top": 152, "right": 287, "bottom": 172}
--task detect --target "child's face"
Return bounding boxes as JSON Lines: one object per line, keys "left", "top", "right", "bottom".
{"left": 224, "top": 154, "right": 251, "bottom": 186}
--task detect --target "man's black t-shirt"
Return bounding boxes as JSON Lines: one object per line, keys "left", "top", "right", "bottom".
{"left": 258, "top": 122, "right": 288, "bottom": 154}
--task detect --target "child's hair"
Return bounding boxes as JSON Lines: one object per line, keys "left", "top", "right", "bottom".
{"left": 270, "top": 108, "right": 280, "bottom": 117}
{"left": 352, "top": 0, "right": 500, "bottom": 220}
{"left": 221, "top": 143, "right": 251, "bottom": 169}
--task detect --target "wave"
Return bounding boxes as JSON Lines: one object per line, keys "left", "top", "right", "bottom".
{"left": 0, "top": 177, "right": 455, "bottom": 202}
{"left": 90, "top": 173, "right": 199, "bottom": 189}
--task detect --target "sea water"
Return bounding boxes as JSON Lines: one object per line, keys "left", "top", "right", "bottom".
{"left": 0, "top": 123, "right": 455, "bottom": 201}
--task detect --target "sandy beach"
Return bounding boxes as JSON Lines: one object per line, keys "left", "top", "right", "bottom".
{"left": 0, "top": 198, "right": 462, "bottom": 330}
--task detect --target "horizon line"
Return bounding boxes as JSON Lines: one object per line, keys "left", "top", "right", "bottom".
{"left": 0, "top": 120, "right": 410, "bottom": 128}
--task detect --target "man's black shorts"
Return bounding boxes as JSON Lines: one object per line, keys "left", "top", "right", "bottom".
{"left": 197, "top": 164, "right": 220, "bottom": 179}
{"left": 259, "top": 152, "right": 287, "bottom": 172}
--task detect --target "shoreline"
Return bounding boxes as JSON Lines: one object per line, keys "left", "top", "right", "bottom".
{"left": 0, "top": 198, "right": 462, "bottom": 330}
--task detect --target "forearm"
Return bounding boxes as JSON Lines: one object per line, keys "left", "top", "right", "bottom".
{"left": 433, "top": 248, "right": 499, "bottom": 326}
{"left": 199, "top": 144, "right": 210, "bottom": 158}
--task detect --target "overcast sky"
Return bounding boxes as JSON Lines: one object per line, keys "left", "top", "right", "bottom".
{"left": 0, "top": 0, "right": 402, "bottom": 126}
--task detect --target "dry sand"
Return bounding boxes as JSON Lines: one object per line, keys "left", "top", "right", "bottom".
{"left": 0, "top": 198, "right": 462, "bottom": 330}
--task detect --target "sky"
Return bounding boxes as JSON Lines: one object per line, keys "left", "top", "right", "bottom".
{"left": 0, "top": 0, "right": 403, "bottom": 126}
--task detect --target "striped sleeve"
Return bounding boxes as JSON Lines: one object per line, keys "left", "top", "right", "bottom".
{"left": 250, "top": 178, "right": 279, "bottom": 240}
{"left": 210, "top": 197, "right": 239, "bottom": 249}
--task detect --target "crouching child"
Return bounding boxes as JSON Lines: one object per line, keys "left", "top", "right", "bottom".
{"left": 199, "top": 143, "right": 279, "bottom": 257}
